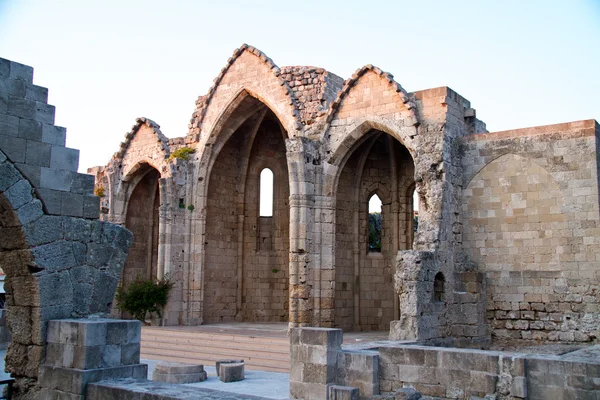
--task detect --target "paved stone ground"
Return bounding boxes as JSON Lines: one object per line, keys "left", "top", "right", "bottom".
{"left": 143, "top": 358, "right": 290, "bottom": 400}
{"left": 0, "top": 350, "right": 289, "bottom": 399}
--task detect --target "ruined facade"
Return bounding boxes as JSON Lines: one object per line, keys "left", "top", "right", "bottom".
{"left": 0, "top": 57, "right": 137, "bottom": 397}
{"left": 93, "top": 44, "right": 600, "bottom": 345}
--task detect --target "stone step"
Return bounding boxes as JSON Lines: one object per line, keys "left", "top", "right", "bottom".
{"left": 142, "top": 332, "right": 290, "bottom": 351}
{"left": 141, "top": 349, "right": 289, "bottom": 373}
{"left": 140, "top": 328, "right": 290, "bottom": 373}
{"left": 141, "top": 340, "right": 290, "bottom": 362}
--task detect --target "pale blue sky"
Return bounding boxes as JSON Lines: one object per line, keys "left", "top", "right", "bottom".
{"left": 1, "top": 0, "right": 599, "bottom": 172}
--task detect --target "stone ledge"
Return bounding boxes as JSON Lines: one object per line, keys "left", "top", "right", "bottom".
{"left": 87, "top": 378, "right": 273, "bottom": 399}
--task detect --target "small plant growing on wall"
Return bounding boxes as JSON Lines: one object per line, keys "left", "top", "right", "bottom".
{"left": 94, "top": 185, "right": 105, "bottom": 197}
{"left": 116, "top": 276, "right": 174, "bottom": 323}
{"left": 168, "top": 147, "right": 195, "bottom": 161}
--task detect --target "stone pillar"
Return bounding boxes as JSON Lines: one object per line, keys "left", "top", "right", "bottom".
{"left": 290, "top": 327, "right": 342, "bottom": 400}
{"left": 313, "top": 195, "right": 336, "bottom": 327}
{"left": 39, "top": 319, "right": 147, "bottom": 399}
{"left": 286, "top": 137, "right": 318, "bottom": 328}
{"left": 391, "top": 250, "right": 438, "bottom": 340}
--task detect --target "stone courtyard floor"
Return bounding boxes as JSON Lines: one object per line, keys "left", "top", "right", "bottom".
{"left": 142, "top": 358, "right": 289, "bottom": 400}
{"left": 0, "top": 350, "right": 289, "bottom": 399}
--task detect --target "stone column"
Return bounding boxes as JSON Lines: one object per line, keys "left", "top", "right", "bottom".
{"left": 286, "top": 137, "right": 318, "bottom": 328}
{"left": 39, "top": 319, "right": 147, "bottom": 399}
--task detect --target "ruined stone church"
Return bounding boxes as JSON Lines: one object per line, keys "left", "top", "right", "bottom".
{"left": 91, "top": 44, "right": 600, "bottom": 344}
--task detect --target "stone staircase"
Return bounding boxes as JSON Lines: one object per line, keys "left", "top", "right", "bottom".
{"left": 140, "top": 326, "right": 290, "bottom": 373}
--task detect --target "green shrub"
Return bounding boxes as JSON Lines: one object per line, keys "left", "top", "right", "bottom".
{"left": 94, "top": 186, "right": 105, "bottom": 197}
{"left": 168, "top": 147, "right": 195, "bottom": 161}
{"left": 116, "top": 277, "right": 174, "bottom": 322}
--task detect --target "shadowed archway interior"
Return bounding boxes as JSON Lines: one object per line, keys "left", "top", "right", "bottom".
{"left": 334, "top": 129, "right": 415, "bottom": 332}
{"left": 122, "top": 165, "right": 161, "bottom": 289}
{"left": 204, "top": 105, "right": 290, "bottom": 323}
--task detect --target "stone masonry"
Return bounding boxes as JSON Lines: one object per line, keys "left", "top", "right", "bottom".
{"left": 0, "top": 58, "right": 136, "bottom": 398}
{"left": 291, "top": 327, "right": 600, "bottom": 399}
{"left": 87, "top": 43, "right": 599, "bottom": 348}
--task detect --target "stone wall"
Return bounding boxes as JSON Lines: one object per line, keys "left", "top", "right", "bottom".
{"left": 462, "top": 120, "right": 600, "bottom": 342}
{"left": 241, "top": 116, "right": 290, "bottom": 322}
{"left": 0, "top": 58, "right": 134, "bottom": 398}
{"left": 291, "top": 327, "right": 600, "bottom": 400}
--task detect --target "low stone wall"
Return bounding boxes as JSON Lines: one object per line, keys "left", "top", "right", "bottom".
{"left": 290, "top": 327, "right": 600, "bottom": 399}
{"left": 381, "top": 344, "right": 600, "bottom": 399}
{"left": 379, "top": 345, "right": 526, "bottom": 398}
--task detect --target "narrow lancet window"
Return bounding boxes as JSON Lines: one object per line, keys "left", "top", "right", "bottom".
{"left": 368, "top": 194, "right": 382, "bottom": 252}
{"left": 413, "top": 188, "right": 419, "bottom": 233}
{"left": 260, "top": 168, "right": 274, "bottom": 217}
{"left": 434, "top": 272, "right": 445, "bottom": 302}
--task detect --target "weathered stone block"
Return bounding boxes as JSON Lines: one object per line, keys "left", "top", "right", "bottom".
{"left": 0, "top": 158, "right": 21, "bottom": 191}
{"left": 394, "top": 387, "right": 423, "bottom": 399}
{"left": 70, "top": 173, "right": 94, "bottom": 195}
{"left": 18, "top": 118, "right": 42, "bottom": 140}
{"left": 0, "top": 113, "right": 19, "bottom": 137}
{"left": 25, "top": 83, "right": 48, "bottom": 103}
{"left": 25, "top": 139, "right": 51, "bottom": 169}
{"left": 299, "top": 327, "right": 343, "bottom": 348}
{"left": 7, "top": 96, "right": 55, "bottom": 124}
{"left": 4, "top": 179, "right": 33, "bottom": 209}
{"left": 215, "top": 359, "right": 244, "bottom": 377}
{"left": 83, "top": 196, "right": 100, "bottom": 219}
{"left": 126, "top": 320, "right": 141, "bottom": 344}
{"left": 50, "top": 146, "right": 79, "bottom": 171}
{"left": 76, "top": 320, "right": 108, "bottom": 347}
{"left": 40, "top": 167, "right": 73, "bottom": 191}
{"left": 0, "top": 134, "right": 26, "bottom": 163}
{"left": 101, "top": 344, "right": 121, "bottom": 368}
{"left": 16, "top": 198, "right": 44, "bottom": 224}
{"left": 328, "top": 385, "right": 359, "bottom": 400}
{"left": 290, "top": 381, "right": 330, "bottom": 400}
{"left": 8, "top": 60, "right": 33, "bottom": 82}
{"left": 31, "top": 241, "right": 77, "bottom": 272}
{"left": 153, "top": 362, "right": 207, "bottom": 383}
{"left": 36, "top": 188, "right": 62, "bottom": 214}
{"left": 120, "top": 342, "right": 140, "bottom": 365}
{"left": 60, "top": 191, "right": 83, "bottom": 217}
{"left": 219, "top": 362, "right": 244, "bottom": 382}
{"left": 511, "top": 376, "right": 527, "bottom": 398}
{"left": 106, "top": 321, "right": 128, "bottom": 345}
{"left": 73, "top": 345, "right": 103, "bottom": 370}
{"left": 42, "top": 123, "right": 66, "bottom": 146}
{"left": 15, "top": 162, "right": 41, "bottom": 186}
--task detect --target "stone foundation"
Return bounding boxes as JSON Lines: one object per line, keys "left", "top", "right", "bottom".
{"left": 291, "top": 327, "right": 600, "bottom": 400}
{"left": 39, "top": 319, "right": 147, "bottom": 399}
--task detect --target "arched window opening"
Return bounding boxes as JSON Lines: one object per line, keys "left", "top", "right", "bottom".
{"left": 259, "top": 168, "right": 273, "bottom": 217}
{"left": 434, "top": 272, "right": 445, "bottom": 302}
{"left": 368, "top": 194, "right": 382, "bottom": 252}
{"left": 413, "top": 187, "right": 419, "bottom": 233}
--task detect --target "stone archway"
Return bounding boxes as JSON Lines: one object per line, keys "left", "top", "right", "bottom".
{"left": 203, "top": 105, "right": 290, "bottom": 323}
{"left": 333, "top": 129, "right": 415, "bottom": 332}
{"left": 0, "top": 188, "right": 42, "bottom": 395}
{"left": 121, "top": 164, "right": 161, "bottom": 288}
{"left": 0, "top": 150, "right": 134, "bottom": 398}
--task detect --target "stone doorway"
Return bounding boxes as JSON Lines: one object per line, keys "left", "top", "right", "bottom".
{"left": 204, "top": 105, "right": 290, "bottom": 324}
{"left": 334, "top": 129, "right": 415, "bottom": 332}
